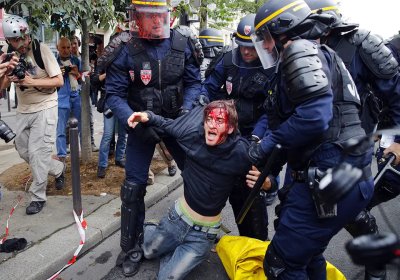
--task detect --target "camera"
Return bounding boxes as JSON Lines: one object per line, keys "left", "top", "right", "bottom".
{"left": 10, "top": 57, "right": 28, "bottom": 80}
{"left": 0, "top": 117, "right": 16, "bottom": 143}
{"left": 63, "top": 65, "right": 72, "bottom": 74}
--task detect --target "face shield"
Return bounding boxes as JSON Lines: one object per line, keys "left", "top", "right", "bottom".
{"left": 251, "top": 28, "right": 279, "bottom": 70}
{"left": 129, "top": 5, "right": 170, "bottom": 39}
{"left": 231, "top": 36, "right": 262, "bottom": 69}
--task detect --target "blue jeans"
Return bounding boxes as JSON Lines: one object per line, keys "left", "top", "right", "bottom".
{"left": 142, "top": 205, "right": 218, "bottom": 280}
{"left": 56, "top": 95, "right": 81, "bottom": 158}
{"left": 98, "top": 116, "right": 126, "bottom": 168}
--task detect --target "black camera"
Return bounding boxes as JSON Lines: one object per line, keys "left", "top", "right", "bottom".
{"left": 64, "top": 65, "right": 72, "bottom": 74}
{"left": 0, "top": 118, "right": 16, "bottom": 143}
{"left": 11, "top": 57, "right": 28, "bottom": 80}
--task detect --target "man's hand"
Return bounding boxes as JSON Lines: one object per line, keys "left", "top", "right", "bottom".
{"left": 127, "top": 112, "right": 149, "bottom": 128}
{"left": 9, "top": 72, "right": 34, "bottom": 87}
{"left": 246, "top": 165, "right": 272, "bottom": 191}
{"left": 383, "top": 142, "right": 400, "bottom": 165}
{"left": 0, "top": 53, "right": 18, "bottom": 78}
{"left": 248, "top": 141, "right": 267, "bottom": 166}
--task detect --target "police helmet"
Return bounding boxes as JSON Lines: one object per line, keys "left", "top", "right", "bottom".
{"left": 233, "top": 14, "right": 256, "bottom": 47}
{"left": 2, "top": 15, "right": 30, "bottom": 39}
{"left": 304, "top": 0, "right": 358, "bottom": 32}
{"left": 128, "top": 0, "right": 170, "bottom": 39}
{"left": 199, "top": 28, "right": 224, "bottom": 48}
{"left": 254, "top": 0, "right": 311, "bottom": 39}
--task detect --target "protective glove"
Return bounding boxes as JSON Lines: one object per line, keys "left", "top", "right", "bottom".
{"left": 248, "top": 141, "right": 267, "bottom": 167}
{"left": 0, "top": 238, "right": 27, "bottom": 253}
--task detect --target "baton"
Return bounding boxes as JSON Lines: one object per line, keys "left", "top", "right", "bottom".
{"left": 236, "top": 144, "right": 283, "bottom": 224}
{"left": 374, "top": 153, "right": 400, "bottom": 186}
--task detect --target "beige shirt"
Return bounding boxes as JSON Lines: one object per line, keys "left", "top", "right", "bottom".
{"left": 2, "top": 41, "right": 62, "bottom": 113}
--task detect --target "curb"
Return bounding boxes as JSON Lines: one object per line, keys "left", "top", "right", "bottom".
{"left": 0, "top": 168, "right": 183, "bottom": 280}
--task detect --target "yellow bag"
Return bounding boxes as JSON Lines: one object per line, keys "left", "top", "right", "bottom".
{"left": 216, "top": 235, "right": 346, "bottom": 280}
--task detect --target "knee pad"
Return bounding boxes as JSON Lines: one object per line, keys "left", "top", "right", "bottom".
{"left": 264, "top": 244, "right": 286, "bottom": 280}
{"left": 345, "top": 209, "right": 378, "bottom": 237}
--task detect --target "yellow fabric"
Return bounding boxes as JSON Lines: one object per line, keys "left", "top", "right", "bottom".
{"left": 216, "top": 236, "right": 346, "bottom": 280}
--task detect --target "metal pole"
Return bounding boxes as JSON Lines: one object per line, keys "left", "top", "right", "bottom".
{"left": 6, "top": 89, "right": 10, "bottom": 112}
{"left": 69, "top": 117, "right": 82, "bottom": 215}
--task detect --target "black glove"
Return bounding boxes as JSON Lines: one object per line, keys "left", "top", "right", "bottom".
{"left": 248, "top": 141, "right": 267, "bottom": 166}
{"left": 132, "top": 123, "right": 161, "bottom": 145}
{"left": 0, "top": 238, "right": 27, "bottom": 253}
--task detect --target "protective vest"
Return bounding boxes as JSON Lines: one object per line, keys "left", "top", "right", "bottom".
{"left": 267, "top": 43, "right": 365, "bottom": 169}
{"left": 221, "top": 51, "right": 272, "bottom": 135}
{"left": 126, "top": 30, "right": 188, "bottom": 118}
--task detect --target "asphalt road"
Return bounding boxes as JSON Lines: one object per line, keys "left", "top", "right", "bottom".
{"left": 60, "top": 173, "right": 400, "bottom": 280}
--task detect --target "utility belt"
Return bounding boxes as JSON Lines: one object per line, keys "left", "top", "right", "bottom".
{"left": 291, "top": 164, "right": 372, "bottom": 219}
{"left": 174, "top": 201, "right": 221, "bottom": 235}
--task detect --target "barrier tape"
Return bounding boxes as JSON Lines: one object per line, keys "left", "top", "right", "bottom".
{"left": 47, "top": 210, "right": 87, "bottom": 280}
{"left": 0, "top": 195, "right": 23, "bottom": 244}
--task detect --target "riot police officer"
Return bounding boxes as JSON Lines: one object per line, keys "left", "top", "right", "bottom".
{"left": 203, "top": 14, "right": 276, "bottom": 241}
{"left": 198, "top": 27, "right": 225, "bottom": 81}
{"left": 250, "top": 0, "right": 374, "bottom": 278}
{"left": 105, "top": 0, "right": 202, "bottom": 276}
{"left": 304, "top": 1, "right": 400, "bottom": 279}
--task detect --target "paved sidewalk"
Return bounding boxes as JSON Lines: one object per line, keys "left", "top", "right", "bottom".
{"left": 0, "top": 98, "right": 183, "bottom": 280}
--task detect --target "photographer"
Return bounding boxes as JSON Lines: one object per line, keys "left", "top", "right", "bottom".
{"left": 0, "top": 15, "right": 64, "bottom": 215}
{"left": 56, "top": 37, "right": 82, "bottom": 167}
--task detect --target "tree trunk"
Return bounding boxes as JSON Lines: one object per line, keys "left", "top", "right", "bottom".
{"left": 80, "top": 20, "right": 92, "bottom": 163}
{"left": 199, "top": 0, "right": 207, "bottom": 30}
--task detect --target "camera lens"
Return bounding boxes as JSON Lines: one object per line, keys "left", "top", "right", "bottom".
{"left": 0, "top": 120, "right": 16, "bottom": 143}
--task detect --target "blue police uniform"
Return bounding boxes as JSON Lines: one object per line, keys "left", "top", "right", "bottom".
{"left": 105, "top": 29, "right": 201, "bottom": 275}
{"left": 106, "top": 29, "right": 201, "bottom": 184}
{"left": 324, "top": 31, "right": 400, "bottom": 250}
{"left": 254, "top": 40, "right": 374, "bottom": 279}
{"left": 203, "top": 49, "right": 276, "bottom": 241}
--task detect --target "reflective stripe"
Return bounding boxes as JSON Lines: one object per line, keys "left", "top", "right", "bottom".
{"left": 255, "top": 0, "right": 305, "bottom": 31}
{"left": 235, "top": 32, "right": 251, "bottom": 40}
{"left": 311, "top": 6, "right": 339, "bottom": 14}
{"left": 132, "top": 0, "right": 167, "bottom": 6}
{"left": 199, "top": 35, "right": 224, "bottom": 42}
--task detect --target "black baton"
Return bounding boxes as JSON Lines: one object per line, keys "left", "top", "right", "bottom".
{"left": 374, "top": 153, "right": 400, "bottom": 186}
{"left": 236, "top": 144, "right": 283, "bottom": 224}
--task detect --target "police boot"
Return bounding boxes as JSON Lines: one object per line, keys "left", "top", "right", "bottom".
{"left": 364, "top": 266, "right": 386, "bottom": 280}
{"left": 122, "top": 245, "right": 143, "bottom": 277}
{"left": 118, "top": 180, "right": 146, "bottom": 276}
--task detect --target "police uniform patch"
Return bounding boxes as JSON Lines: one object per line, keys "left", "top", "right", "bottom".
{"left": 141, "top": 62, "right": 152, "bottom": 85}
{"left": 129, "top": 70, "right": 135, "bottom": 82}
{"left": 244, "top": 25, "right": 252, "bottom": 36}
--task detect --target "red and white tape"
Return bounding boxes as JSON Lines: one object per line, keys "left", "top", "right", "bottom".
{"left": 0, "top": 195, "right": 23, "bottom": 245}
{"left": 47, "top": 210, "right": 87, "bottom": 280}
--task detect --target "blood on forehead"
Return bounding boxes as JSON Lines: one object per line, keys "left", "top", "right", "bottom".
{"left": 208, "top": 107, "right": 228, "bottom": 125}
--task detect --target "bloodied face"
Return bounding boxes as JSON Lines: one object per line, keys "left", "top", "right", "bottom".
{"left": 204, "top": 107, "right": 234, "bottom": 146}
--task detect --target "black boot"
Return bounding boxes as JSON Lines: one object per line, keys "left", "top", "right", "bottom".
{"left": 121, "top": 246, "right": 143, "bottom": 277}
